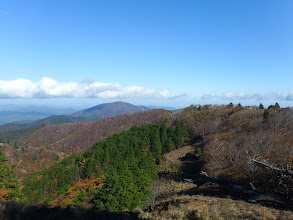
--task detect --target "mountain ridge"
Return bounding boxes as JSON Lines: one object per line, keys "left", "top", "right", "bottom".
{"left": 71, "top": 101, "right": 150, "bottom": 119}
{"left": 0, "top": 115, "right": 92, "bottom": 133}
{"left": 0, "top": 106, "right": 78, "bottom": 125}
{"left": 0, "top": 101, "right": 152, "bottom": 134}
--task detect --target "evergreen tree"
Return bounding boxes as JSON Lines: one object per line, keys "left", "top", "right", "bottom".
{"left": 259, "top": 103, "right": 264, "bottom": 109}
{"left": 275, "top": 102, "right": 280, "bottom": 109}
{"left": 150, "top": 125, "right": 162, "bottom": 158}
{"left": 94, "top": 167, "right": 121, "bottom": 211}
{"left": 160, "top": 126, "right": 169, "bottom": 153}
{"left": 83, "top": 157, "right": 96, "bottom": 178}
{"left": 263, "top": 109, "right": 270, "bottom": 120}
{"left": 174, "top": 124, "right": 188, "bottom": 143}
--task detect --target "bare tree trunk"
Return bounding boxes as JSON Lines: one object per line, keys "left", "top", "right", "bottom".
{"left": 252, "top": 159, "right": 293, "bottom": 177}
{"left": 185, "top": 171, "right": 290, "bottom": 207}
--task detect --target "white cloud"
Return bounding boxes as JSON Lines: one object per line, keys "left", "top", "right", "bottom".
{"left": 285, "top": 92, "right": 293, "bottom": 101}
{"left": 0, "top": 78, "right": 37, "bottom": 98}
{"left": 201, "top": 91, "right": 293, "bottom": 101}
{"left": 0, "top": 77, "right": 183, "bottom": 99}
{"left": 201, "top": 92, "right": 248, "bottom": 100}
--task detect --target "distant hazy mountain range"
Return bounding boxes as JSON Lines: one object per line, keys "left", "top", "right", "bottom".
{"left": 0, "top": 112, "right": 54, "bottom": 126}
{"left": 0, "top": 101, "right": 157, "bottom": 140}
{"left": 0, "top": 101, "right": 171, "bottom": 126}
{"left": 147, "top": 105, "right": 177, "bottom": 111}
{"left": 0, "top": 115, "right": 92, "bottom": 132}
{"left": 70, "top": 101, "right": 150, "bottom": 119}
{"left": 0, "top": 104, "right": 77, "bottom": 115}
{"left": 0, "top": 102, "right": 174, "bottom": 137}
{"left": 0, "top": 105, "right": 77, "bottom": 126}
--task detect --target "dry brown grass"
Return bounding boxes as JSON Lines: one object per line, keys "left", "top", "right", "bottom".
{"left": 154, "top": 145, "right": 198, "bottom": 200}
{"left": 151, "top": 178, "right": 195, "bottom": 200}
{"left": 140, "top": 195, "right": 293, "bottom": 220}
{"left": 158, "top": 145, "right": 195, "bottom": 175}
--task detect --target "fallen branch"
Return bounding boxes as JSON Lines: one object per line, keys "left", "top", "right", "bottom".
{"left": 196, "top": 171, "right": 223, "bottom": 187}
{"left": 187, "top": 171, "right": 289, "bottom": 207}
{"left": 252, "top": 159, "right": 293, "bottom": 177}
{"left": 248, "top": 194, "right": 286, "bottom": 205}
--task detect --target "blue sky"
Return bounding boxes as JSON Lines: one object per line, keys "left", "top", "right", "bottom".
{"left": 0, "top": 0, "right": 292, "bottom": 109}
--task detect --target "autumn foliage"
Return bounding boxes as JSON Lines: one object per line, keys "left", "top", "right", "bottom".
{"left": 20, "top": 123, "right": 188, "bottom": 211}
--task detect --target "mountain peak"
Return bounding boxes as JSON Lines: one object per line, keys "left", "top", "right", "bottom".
{"left": 71, "top": 101, "right": 150, "bottom": 119}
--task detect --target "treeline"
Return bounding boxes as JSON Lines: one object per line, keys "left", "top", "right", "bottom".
{"left": 20, "top": 123, "right": 188, "bottom": 211}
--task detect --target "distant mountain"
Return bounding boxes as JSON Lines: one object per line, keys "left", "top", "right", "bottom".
{"left": 31, "top": 115, "right": 92, "bottom": 126}
{"left": 0, "top": 105, "right": 78, "bottom": 125}
{"left": 70, "top": 101, "right": 151, "bottom": 119}
{"left": 0, "top": 101, "right": 151, "bottom": 140}
{"left": 0, "top": 101, "right": 151, "bottom": 139}
{"left": 0, "top": 104, "right": 77, "bottom": 115}
{"left": 0, "top": 111, "right": 54, "bottom": 117}
{"left": 147, "top": 105, "right": 177, "bottom": 111}
{"left": 0, "top": 115, "right": 91, "bottom": 134}
{"left": 0, "top": 112, "right": 54, "bottom": 126}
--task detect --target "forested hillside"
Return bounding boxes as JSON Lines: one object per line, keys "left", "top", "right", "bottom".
{"left": 20, "top": 123, "right": 187, "bottom": 211}
{"left": 2, "top": 109, "right": 169, "bottom": 178}
{"left": 16, "top": 109, "right": 168, "bottom": 153}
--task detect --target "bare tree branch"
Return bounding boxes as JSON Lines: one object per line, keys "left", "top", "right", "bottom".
{"left": 252, "top": 159, "right": 293, "bottom": 177}
{"left": 189, "top": 171, "right": 290, "bottom": 206}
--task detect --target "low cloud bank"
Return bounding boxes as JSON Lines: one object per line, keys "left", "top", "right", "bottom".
{"left": 201, "top": 92, "right": 293, "bottom": 101}
{"left": 0, "top": 77, "right": 183, "bottom": 99}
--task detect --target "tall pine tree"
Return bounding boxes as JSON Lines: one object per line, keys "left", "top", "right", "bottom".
{"left": 259, "top": 103, "right": 264, "bottom": 109}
